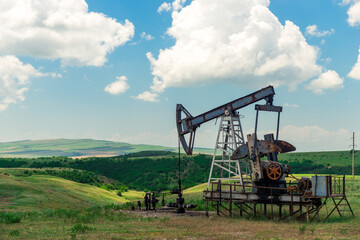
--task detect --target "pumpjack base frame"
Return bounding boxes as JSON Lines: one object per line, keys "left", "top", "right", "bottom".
{"left": 204, "top": 175, "right": 354, "bottom": 222}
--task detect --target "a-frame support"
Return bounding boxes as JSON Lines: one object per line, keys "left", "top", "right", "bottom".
{"left": 323, "top": 196, "right": 354, "bottom": 221}
{"left": 207, "top": 113, "right": 251, "bottom": 191}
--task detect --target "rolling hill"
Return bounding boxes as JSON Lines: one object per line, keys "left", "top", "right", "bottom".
{"left": 0, "top": 138, "right": 212, "bottom": 158}
{"left": 0, "top": 168, "right": 143, "bottom": 211}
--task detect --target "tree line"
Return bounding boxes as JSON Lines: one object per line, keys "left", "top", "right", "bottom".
{"left": 0, "top": 151, "right": 358, "bottom": 191}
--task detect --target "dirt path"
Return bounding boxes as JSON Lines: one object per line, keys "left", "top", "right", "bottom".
{"left": 124, "top": 208, "right": 215, "bottom": 218}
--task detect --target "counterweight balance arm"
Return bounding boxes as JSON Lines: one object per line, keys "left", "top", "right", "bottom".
{"left": 176, "top": 85, "right": 276, "bottom": 155}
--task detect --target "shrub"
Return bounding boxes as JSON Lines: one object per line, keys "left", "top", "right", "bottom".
{"left": 9, "top": 229, "right": 20, "bottom": 237}
{"left": 0, "top": 212, "right": 22, "bottom": 224}
{"left": 298, "top": 224, "right": 307, "bottom": 234}
{"left": 71, "top": 223, "right": 93, "bottom": 234}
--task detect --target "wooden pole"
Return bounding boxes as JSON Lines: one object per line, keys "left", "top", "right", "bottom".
{"left": 352, "top": 132, "right": 355, "bottom": 180}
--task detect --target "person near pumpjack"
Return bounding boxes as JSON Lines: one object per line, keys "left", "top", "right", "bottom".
{"left": 144, "top": 193, "right": 149, "bottom": 211}
{"left": 147, "top": 193, "right": 152, "bottom": 210}
{"left": 151, "top": 192, "right": 157, "bottom": 211}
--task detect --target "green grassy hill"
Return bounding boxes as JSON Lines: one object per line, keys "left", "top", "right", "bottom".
{"left": 0, "top": 156, "right": 359, "bottom": 239}
{"left": 0, "top": 139, "right": 213, "bottom": 158}
{"left": 0, "top": 149, "right": 359, "bottom": 192}
{"left": 0, "top": 175, "right": 358, "bottom": 240}
{"left": 0, "top": 168, "right": 143, "bottom": 211}
{"left": 278, "top": 150, "right": 359, "bottom": 167}
{"left": 0, "top": 139, "right": 174, "bottom": 158}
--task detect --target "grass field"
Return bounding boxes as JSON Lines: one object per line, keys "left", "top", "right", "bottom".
{"left": 0, "top": 169, "right": 143, "bottom": 211}
{"left": 279, "top": 151, "right": 360, "bottom": 168}
{"left": 0, "top": 169, "right": 359, "bottom": 239}
{"left": 0, "top": 208, "right": 359, "bottom": 239}
{"left": 0, "top": 150, "right": 359, "bottom": 239}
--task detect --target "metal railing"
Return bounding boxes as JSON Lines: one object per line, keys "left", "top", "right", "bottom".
{"left": 204, "top": 175, "right": 350, "bottom": 221}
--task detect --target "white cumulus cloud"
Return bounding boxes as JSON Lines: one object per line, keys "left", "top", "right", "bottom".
{"left": 0, "top": 55, "right": 44, "bottom": 111}
{"left": 343, "top": 1, "right": 360, "bottom": 79}
{"left": 158, "top": 2, "right": 172, "bottom": 13}
{"left": 0, "top": 0, "right": 134, "bottom": 66}
{"left": 343, "top": 0, "right": 360, "bottom": 26}
{"left": 306, "top": 25, "right": 335, "bottom": 37}
{"left": 280, "top": 125, "right": 350, "bottom": 152}
{"left": 146, "top": 0, "right": 325, "bottom": 98}
{"left": 133, "top": 91, "right": 159, "bottom": 102}
{"left": 114, "top": 127, "right": 216, "bottom": 149}
{"left": 104, "top": 76, "right": 129, "bottom": 95}
{"left": 306, "top": 70, "right": 343, "bottom": 94}
{"left": 113, "top": 125, "right": 352, "bottom": 152}
{"left": 348, "top": 48, "right": 360, "bottom": 79}
{"left": 158, "top": 0, "right": 186, "bottom": 14}
{"left": 140, "top": 32, "right": 154, "bottom": 41}
{"left": 172, "top": 0, "right": 186, "bottom": 11}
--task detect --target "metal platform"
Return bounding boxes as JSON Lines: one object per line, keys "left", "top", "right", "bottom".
{"left": 203, "top": 175, "right": 354, "bottom": 222}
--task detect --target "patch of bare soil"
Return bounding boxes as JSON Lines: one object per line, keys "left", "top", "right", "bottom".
{"left": 0, "top": 197, "right": 13, "bottom": 205}
{"left": 124, "top": 208, "right": 215, "bottom": 218}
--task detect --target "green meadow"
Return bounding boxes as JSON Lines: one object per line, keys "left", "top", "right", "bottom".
{"left": 0, "top": 149, "right": 359, "bottom": 239}
{"left": 0, "top": 168, "right": 359, "bottom": 239}
{"left": 279, "top": 150, "right": 360, "bottom": 168}
{"left": 0, "top": 170, "right": 145, "bottom": 211}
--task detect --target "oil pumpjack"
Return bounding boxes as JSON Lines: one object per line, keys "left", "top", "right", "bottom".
{"left": 176, "top": 86, "right": 353, "bottom": 221}
{"left": 176, "top": 86, "right": 294, "bottom": 190}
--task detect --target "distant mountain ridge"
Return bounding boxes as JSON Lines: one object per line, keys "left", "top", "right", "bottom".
{"left": 0, "top": 138, "right": 186, "bottom": 158}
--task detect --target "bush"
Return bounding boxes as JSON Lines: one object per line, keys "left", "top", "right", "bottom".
{"left": 71, "top": 223, "right": 93, "bottom": 234}
{"left": 298, "top": 224, "right": 307, "bottom": 234}
{"left": 0, "top": 212, "right": 22, "bottom": 224}
{"left": 9, "top": 229, "right": 20, "bottom": 237}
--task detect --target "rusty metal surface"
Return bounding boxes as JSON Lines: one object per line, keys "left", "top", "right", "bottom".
{"left": 230, "top": 144, "right": 250, "bottom": 159}
{"left": 231, "top": 140, "right": 281, "bottom": 160}
{"left": 231, "top": 139, "right": 295, "bottom": 160}
{"left": 272, "top": 140, "right": 296, "bottom": 153}
{"left": 266, "top": 162, "right": 282, "bottom": 180}
{"left": 247, "top": 133, "right": 263, "bottom": 180}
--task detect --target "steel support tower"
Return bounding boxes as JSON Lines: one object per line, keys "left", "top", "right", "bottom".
{"left": 207, "top": 113, "right": 252, "bottom": 191}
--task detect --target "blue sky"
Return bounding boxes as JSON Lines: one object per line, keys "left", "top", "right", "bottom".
{"left": 0, "top": 0, "right": 359, "bottom": 152}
